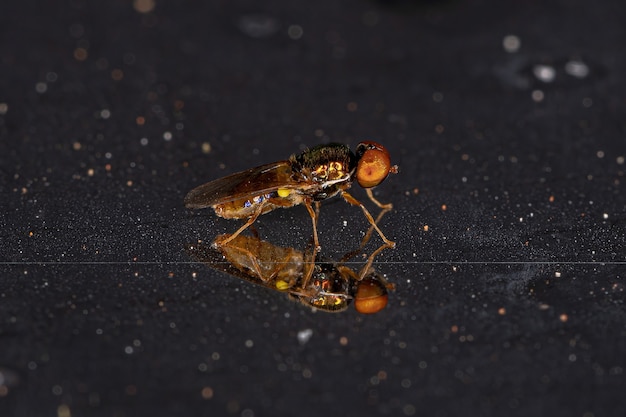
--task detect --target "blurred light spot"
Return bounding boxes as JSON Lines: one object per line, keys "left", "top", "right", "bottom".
{"left": 111, "top": 69, "right": 124, "bottom": 81}
{"left": 502, "top": 35, "right": 521, "bottom": 53}
{"left": 596, "top": 150, "right": 605, "bottom": 158}
{"left": 100, "top": 109, "right": 111, "bottom": 119}
{"left": 0, "top": 103, "right": 8, "bottom": 115}
{"left": 531, "top": 90, "right": 544, "bottom": 102}
{"left": 133, "top": 0, "right": 155, "bottom": 13}
{"left": 403, "top": 404, "right": 416, "bottom": 416}
{"left": 74, "top": 47, "right": 88, "bottom": 61}
{"left": 163, "top": 131, "right": 172, "bottom": 141}
{"left": 0, "top": 368, "right": 20, "bottom": 391}
{"left": 201, "top": 142, "right": 212, "bottom": 154}
{"left": 288, "top": 24, "right": 303, "bottom": 40}
{"left": 564, "top": 60, "right": 589, "bottom": 78}
{"left": 237, "top": 14, "right": 278, "bottom": 38}
{"left": 582, "top": 97, "right": 593, "bottom": 108}
{"left": 35, "top": 82, "right": 48, "bottom": 93}
{"left": 201, "top": 386, "right": 214, "bottom": 399}
{"left": 124, "top": 53, "right": 136, "bottom": 65}
{"left": 297, "top": 328, "right": 313, "bottom": 345}
{"left": 46, "top": 72, "right": 58, "bottom": 82}
{"left": 244, "top": 339, "right": 254, "bottom": 348}
{"left": 533, "top": 65, "right": 556, "bottom": 82}
{"left": 96, "top": 58, "right": 109, "bottom": 70}
{"left": 57, "top": 404, "right": 71, "bottom": 417}
{"left": 227, "top": 400, "right": 240, "bottom": 413}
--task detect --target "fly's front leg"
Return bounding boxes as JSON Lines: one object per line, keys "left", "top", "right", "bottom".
{"left": 358, "top": 241, "right": 392, "bottom": 280}
{"left": 341, "top": 191, "right": 395, "bottom": 249}
{"left": 338, "top": 204, "right": 392, "bottom": 264}
{"left": 366, "top": 187, "right": 393, "bottom": 210}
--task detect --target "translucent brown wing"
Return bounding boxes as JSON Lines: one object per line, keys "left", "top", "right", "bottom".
{"left": 184, "top": 161, "right": 311, "bottom": 209}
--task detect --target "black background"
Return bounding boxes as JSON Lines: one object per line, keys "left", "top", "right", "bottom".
{"left": 1, "top": 0, "right": 625, "bottom": 416}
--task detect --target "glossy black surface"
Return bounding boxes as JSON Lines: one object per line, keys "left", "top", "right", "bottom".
{"left": 1, "top": 1, "right": 625, "bottom": 416}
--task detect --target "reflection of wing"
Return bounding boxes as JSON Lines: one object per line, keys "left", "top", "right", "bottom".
{"left": 184, "top": 161, "right": 306, "bottom": 209}
{"left": 185, "top": 242, "right": 267, "bottom": 287}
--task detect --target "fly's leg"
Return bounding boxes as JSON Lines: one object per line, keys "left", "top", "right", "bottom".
{"left": 299, "top": 238, "right": 319, "bottom": 291}
{"left": 215, "top": 236, "right": 268, "bottom": 281}
{"left": 341, "top": 191, "right": 395, "bottom": 249}
{"left": 304, "top": 198, "right": 321, "bottom": 253}
{"left": 340, "top": 191, "right": 395, "bottom": 280}
{"left": 366, "top": 187, "right": 393, "bottom": 210}
{"left": 358, "top": 241, "right": 392, "bottom": 280}
{"left": 339, "top": 205, "right": 392, "bottom": 264}
{"left": 314, "top": 201, "right": 321, "bottom": 224}
{"left": 214, "top": 200, "right": 266, "bottom": 247}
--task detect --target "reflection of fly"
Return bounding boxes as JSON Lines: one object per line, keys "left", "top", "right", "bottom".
{"left": 186, "top": 234, "right": 393, "bottom": 314}
{"left": 184, "top": 141, "right": 397, "bottom": 250}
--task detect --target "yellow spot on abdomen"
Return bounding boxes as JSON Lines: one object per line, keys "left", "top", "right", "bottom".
{"left": 277, "top": 188, "right": 291, "bottom": 197}
{"left": 276, "top": 280, "right": 291, "bottom": 290}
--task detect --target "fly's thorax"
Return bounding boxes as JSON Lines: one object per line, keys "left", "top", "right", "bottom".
{"left": 298, "top": 263, "right": 352, "bottom": 312}
{"left": 292, "top": 143, "right": 357, "bottom": 184}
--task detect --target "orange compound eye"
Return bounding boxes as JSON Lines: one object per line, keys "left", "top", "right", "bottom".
{"left": 354, "top": 276, "right": 389, "bottom": 314}
{"left": 356, "top": 141, "right": 393, "bottom": 188}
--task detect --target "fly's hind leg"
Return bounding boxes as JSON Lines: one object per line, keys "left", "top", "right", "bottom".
{"left": 214, "top": 201, "right": 266, "bottom": 247}
{"left": 214, "top": 235, "right": 268, "bottom": 282}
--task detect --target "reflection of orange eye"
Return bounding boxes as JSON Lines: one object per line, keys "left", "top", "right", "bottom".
{"left": 354, "top": 276, "right": 388, "bottom": 314}
{"left": 356, "top": 142, "right": 392, "bottom": 188}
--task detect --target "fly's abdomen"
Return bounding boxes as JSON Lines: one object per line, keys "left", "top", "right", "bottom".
{"left": 214, "top": 191, "right": 304, "bottom": 219}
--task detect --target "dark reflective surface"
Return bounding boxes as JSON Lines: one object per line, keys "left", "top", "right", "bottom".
{"left": 2, "top": 0, "right": 626, "bottom": 416}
